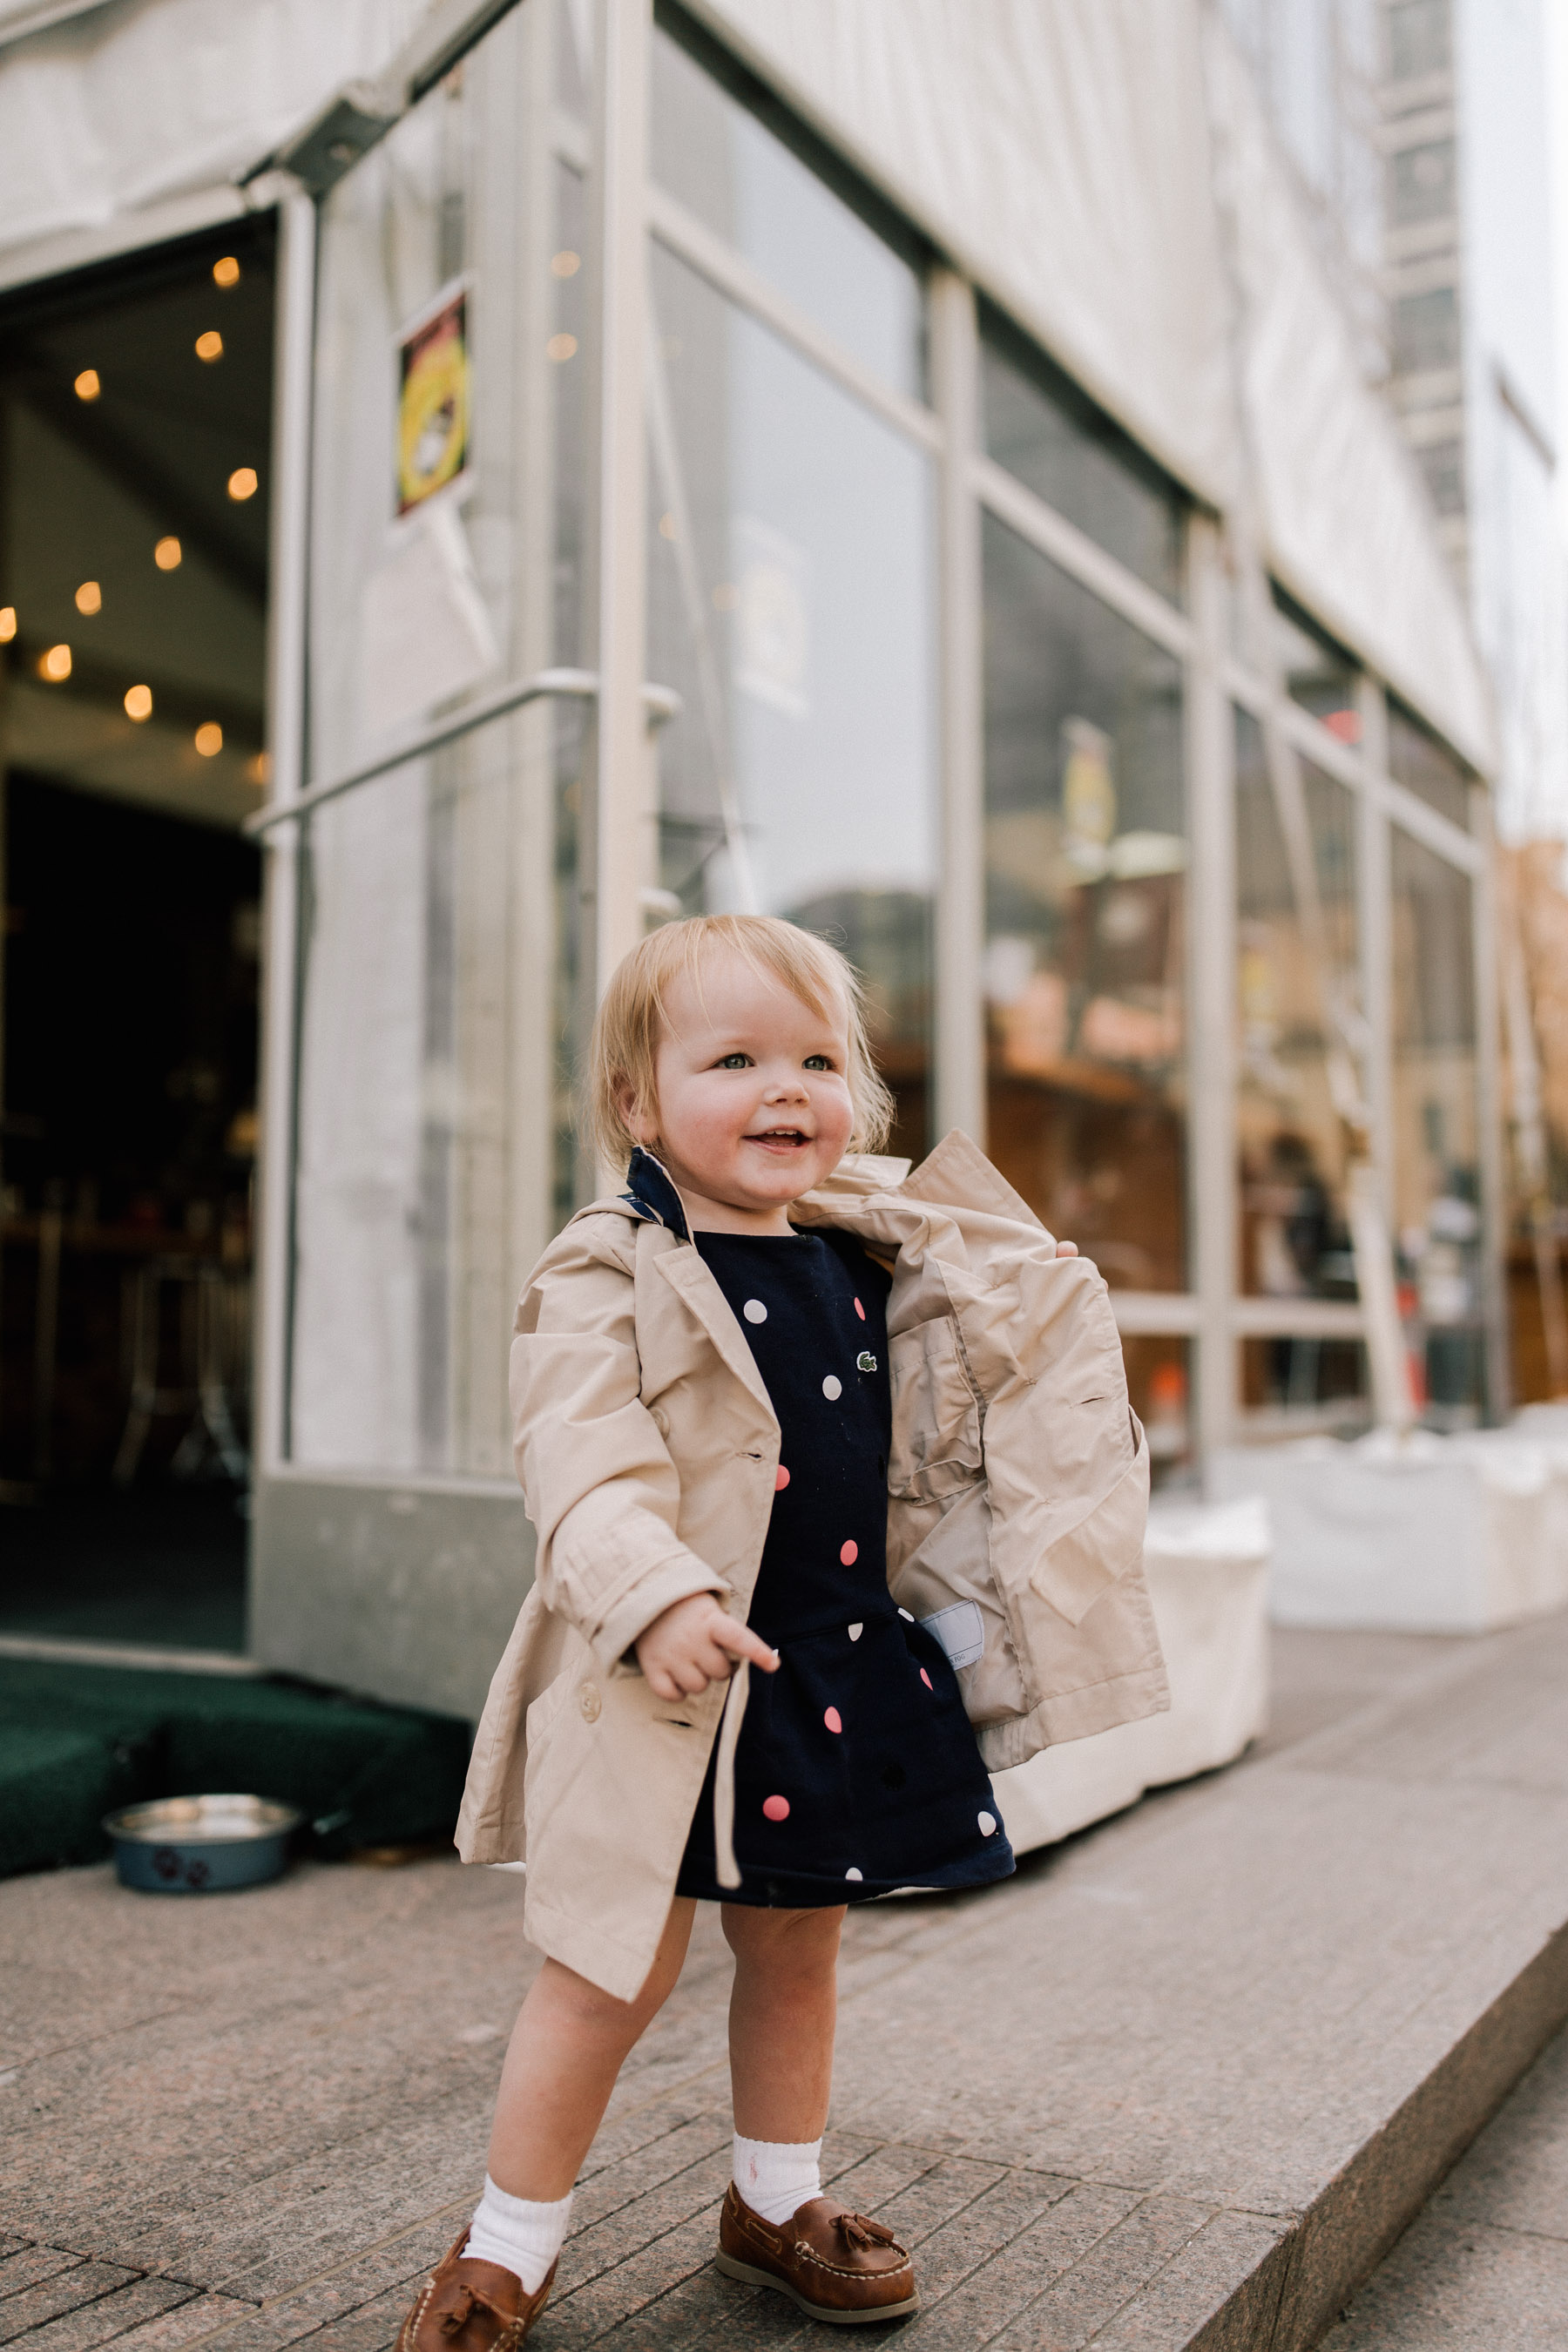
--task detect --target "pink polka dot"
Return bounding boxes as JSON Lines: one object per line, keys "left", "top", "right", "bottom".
{"left": 840, "top": 1538, "right": 858, "bottom": 1565}
{"left": 823, "top": 1707, "right": 842, "bottom": 1734}
{"left": 762, "top": 1794, "right": 790, "bottom": 1822}
{"left": 920, "top": 1667, "right": 933, "bottom": 1689}
{"left": 774, "top": 1465, "right": 790, "bottom": 1491}
{"left": 854, "top": 1298, "right": 866, "bottom": 1321}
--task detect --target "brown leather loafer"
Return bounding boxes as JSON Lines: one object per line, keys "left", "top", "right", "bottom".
{"left": 715, "top": 2182, "right": 918, "bottom": 2324}
{"left": 394, "top": 2231, "right": 557, "bottom": 2352}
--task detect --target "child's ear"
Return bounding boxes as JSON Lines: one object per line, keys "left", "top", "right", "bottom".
{"left": 618, "top": 1078, "right": 657, "bottom": 1147}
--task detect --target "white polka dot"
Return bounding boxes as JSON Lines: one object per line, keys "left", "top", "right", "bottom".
{"left": 845, "top": 1867, "right": 863, "bottom": 1882}
{"left": 821, "top": 1375, "right": 841, "bottom": 1400}
{"left": 977, "top": 1809, "right": 997, "bottom": 1837}
{"left": 743, "top": 1299, "right": 767, "bottom": 1323}
{"left": 897, "top": 1607, "right": 914, "bottom": 1623}
{"left": 847, "top": 1622, "right": 863, "bottom": 1641}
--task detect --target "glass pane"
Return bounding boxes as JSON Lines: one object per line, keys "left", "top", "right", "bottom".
{"left": 290, "top": 18, "right": 585, "bottom": 1475}
{"left": 308, "top": 38, "right": 587, "bottom": 781}
{"left": 647, "top": 242, "right": 936, "bottom": 1160}
{"left": 1235, "top": 711, "right": 1362, "bottom": 1301}
{"left": 1123, "top": 1336, "right": 1195, "bottom": 1490}
{"left": 649, "top": 21, "right": 925, "bottom": 402}
{"left": 1391, "top": 830, "right": 1484, "bottom": 1426}
{"left": 983, "top": 514, "right": 1186, "bottom": 1288}
{"left": 980, "top": 308, "right": 1185, "bottom": 605}
{"left": 1239, "top": 1337, "right": 1370, "bottom": 1439}
{"left": 1270, "top": 584, "right": 1360, "bottom": 737}
{"left": 1388, "top": 695, "right": 1470, "bottom": 829}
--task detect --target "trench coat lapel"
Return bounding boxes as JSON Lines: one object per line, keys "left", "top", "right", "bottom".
{"left": 651, "top": 1239, "right": 779, "bottom": 1425}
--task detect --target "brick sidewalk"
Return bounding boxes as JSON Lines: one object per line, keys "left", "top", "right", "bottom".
{"left": 5, "top": 1619, "right": 1567, "bottom": 2349}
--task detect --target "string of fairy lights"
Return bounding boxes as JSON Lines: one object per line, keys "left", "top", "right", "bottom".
{"left": 0, "top": 250, "right": 267, "bottom": 785}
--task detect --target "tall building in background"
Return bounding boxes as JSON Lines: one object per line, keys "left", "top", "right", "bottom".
{"left": 1226, "top": 0, "right": 1568, "bottom": 842}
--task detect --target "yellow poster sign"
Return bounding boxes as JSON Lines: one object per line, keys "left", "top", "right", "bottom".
{"left": 396, "top": 283, "right": 470, "bottom": 517}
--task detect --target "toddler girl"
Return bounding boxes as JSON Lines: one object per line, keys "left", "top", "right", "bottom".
{"left": 396, "top": 914, "right": 1146, "bottom": 2346}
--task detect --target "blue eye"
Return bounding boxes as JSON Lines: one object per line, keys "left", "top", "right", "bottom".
{"left": 718, "top": 1053, "right": 752, "bottom": 1069}
{"left": 803, "top": 1055, "right": 833, "bottom": 1071}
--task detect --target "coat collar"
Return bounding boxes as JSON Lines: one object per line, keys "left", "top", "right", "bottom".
{"left": 622, "top": 1146, "right": 690, "bottom": 1240}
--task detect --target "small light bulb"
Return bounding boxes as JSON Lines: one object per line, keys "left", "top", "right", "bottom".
{"left": 74, "top": 368, "right": 100, "bottom": 401}
{"left": 40, "top": 643, "right": 71, "bottom": 681}
{"left": 75, "top": 580, "right": 102, "bottom": 615}
{"left": 196, "top": 330, "right": 224, "bottom": 362}
{"left": 125, "top": 684, "right": 153, "bottom": 721}
{"left": 227, "top": 467, "right": 258, "bottom": 502}
{"left": 551, "top": 250, "right": 580, "bottom": 278}
{"left": 0, "top": 605, "right": 16, "bottom": 642}
{"left": 154, "top": 536, "right": 182, "bottom": 571}
{"left": 194, "top": 721, "right": 223, "bottom": 757}
{"left": 213, "top": 255, "right": 240, "bottom": 288}
{"left": 247, "top": 751, "right": 270, "bottom": 787}
{"left": 546, "top": 333, "right": 578, "bottom": 362}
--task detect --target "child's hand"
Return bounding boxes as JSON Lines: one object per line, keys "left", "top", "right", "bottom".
{"left": 636, "top": 1594, "right": 781, "bottom": 1700}
{"left": 1054, "top": 1239, "right": 1078, "bottom": 1257}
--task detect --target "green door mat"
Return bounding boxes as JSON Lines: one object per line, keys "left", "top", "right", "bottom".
{"left": 0, "top": 1658, "right": 471, "bottom": 1878}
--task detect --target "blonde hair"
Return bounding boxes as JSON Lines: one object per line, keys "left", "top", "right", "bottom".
{"left": 587, "top": 914, "right": 895, "bottom": 1174}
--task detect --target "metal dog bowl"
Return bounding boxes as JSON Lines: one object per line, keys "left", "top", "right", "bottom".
{"left": 103, "top": 1794, "right": 304, "bottom": 1892}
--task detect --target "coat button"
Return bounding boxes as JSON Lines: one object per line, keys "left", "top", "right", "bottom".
{"left": 578, "top": 1681, "right": 601, "bottom": 1723}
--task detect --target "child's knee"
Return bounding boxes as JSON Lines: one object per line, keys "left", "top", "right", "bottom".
{"left": 723, "top": 1903, "right": 844, "bottom": 1984}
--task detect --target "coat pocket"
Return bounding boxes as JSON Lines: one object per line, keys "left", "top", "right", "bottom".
{"left": 888, "top": 1316, "right": 983, "bottom": 1503}
{"left": 522, "top": 1666, "right": 585, "bottom": 1855}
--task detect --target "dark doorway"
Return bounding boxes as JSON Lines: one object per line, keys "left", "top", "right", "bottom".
{"left": 1, "top": 216, "right": 274, "bottom": 1652}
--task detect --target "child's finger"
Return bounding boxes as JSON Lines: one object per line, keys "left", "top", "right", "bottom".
{"left": 713, "top": 1618, "right": 781, "bottom": 1673}
{"left": 1054, "top": 1239, "right": 1078, "bottom": 1258}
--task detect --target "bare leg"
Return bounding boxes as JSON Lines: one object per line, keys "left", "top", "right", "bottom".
{"left": 722, "top": 1904, "right": 845, "bottom": 2143}
{"left": 487, "top": 1897, "right": 696, "bottom": 2200}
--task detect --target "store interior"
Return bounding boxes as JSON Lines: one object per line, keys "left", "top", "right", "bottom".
{"left": 0, "top": 220, "right": 274, "bottom": 1651}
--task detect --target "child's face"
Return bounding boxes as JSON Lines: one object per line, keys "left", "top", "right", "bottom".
{"left": 632, "top": 949, "right": 856, "bottom": 1228}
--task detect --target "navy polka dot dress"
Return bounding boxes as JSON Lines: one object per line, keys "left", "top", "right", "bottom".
{"left": 674, "top": 1225, "right": 1016, "bottom": 1909}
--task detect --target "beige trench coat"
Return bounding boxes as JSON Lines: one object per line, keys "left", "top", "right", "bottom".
{"left": 457, "top": 1129, "right": 1166, "bottom": 2000}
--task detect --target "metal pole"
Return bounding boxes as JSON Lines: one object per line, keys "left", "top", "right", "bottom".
{"left": 929, "top": 269, "right": 986, "bottom": 1149}
{"left": 586, "top": 0, "right": 652, "bottom": 999}
{"left": 1186, "top": 513, "right": 1237, "bottom": 1466}
{"left": 253, "top": 187, "right": 317, "bottom": 1480}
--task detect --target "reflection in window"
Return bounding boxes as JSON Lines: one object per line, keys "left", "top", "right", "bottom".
{"left": 649, "top": 20, "right": 925, "bottom": 401}
{"left": 290, "top": 21, "right": 583, "bottom": 1476}
{"left": 980, "top": 308, "right": 1185, "bottom": 605}
{"left": 1388, "top": 695, "right": 1470, "bottom": 829}
{"left": 1240, "top": 1338, "right": 1369, "bottom": 1438}
{"left": 1392, "top": 830, "right": 1484, "bottom": 1425}
{"left": 1235, "top": 711, "right": 1361, "bottom": 1307}
{"left": 1270, "top": 584, "right": 1359, "bottom": 739}
{"left": 647, "top": 242, "right": 936, "bottom": 1160}
{"left": 983, "top": 516, "right": 1186, "bottom": 1288}
{"left": 1123, "top": 1336, "right": 1195, "bottom": 1490}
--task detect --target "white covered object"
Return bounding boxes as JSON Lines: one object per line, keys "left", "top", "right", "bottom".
{"left": 1210, "top": 1431, "right": 1568, "bottom": 1633}
{"left": 993, "top": 1497, "right": 1270, "bottom": 1857}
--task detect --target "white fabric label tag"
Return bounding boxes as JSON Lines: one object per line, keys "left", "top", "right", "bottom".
{"left": 919, "top": 1599, "right": 985, "bottom": 1672}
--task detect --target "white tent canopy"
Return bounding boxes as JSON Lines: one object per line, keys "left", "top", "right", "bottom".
{"left": 0, "top": 0, "right": 1496, "bottom": 774}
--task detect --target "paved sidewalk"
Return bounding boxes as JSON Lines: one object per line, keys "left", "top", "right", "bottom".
{"left": 4, "top": 1617, "right": 1568, "bottom": 2351}
{"left": 1321, "top": 2019, "right": 1568, "bottom": 2348}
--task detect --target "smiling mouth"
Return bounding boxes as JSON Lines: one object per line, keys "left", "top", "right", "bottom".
{"left": 747, "top": 1127, "right": 810, "bottom": 1148}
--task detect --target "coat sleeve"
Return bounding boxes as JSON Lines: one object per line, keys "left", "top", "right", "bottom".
{"left": 510, "top": 1219, "right": 727, "bottom": 1672}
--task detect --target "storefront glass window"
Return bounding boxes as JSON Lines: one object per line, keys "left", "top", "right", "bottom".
{"left": 983, "top": 514, "right": 1186, "bottom": 1288}
{"left": 1239, "top": 1338, "right": 1370, "bottom": 1437}
{"left": 980, "top": 308, "right": 1185, "bottom": 605}
{"left": 649, "top": 20, "right": 925, "bottom": 402}
{"left": 1388, "top": 694, "right": 1470, "bottom": 830}
{"left": 1234, "top": 710, "right": 1361, "bottom": 1307}
{"left": 289, "top": 18, "right": 585, "bottom": 1476}
{"left": 1270, "top": 584, "right": 1360, "bottom": 740}
{"left": 647, "top": 240, "right": 936, "bottom": 1159}
{"left": 1391, "top": 828, "right": 1484, "bottom": 1425}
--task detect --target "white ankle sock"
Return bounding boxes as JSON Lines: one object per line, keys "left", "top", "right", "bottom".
{"left": 732, "top": 2133, "right": 822, "bottom": 2227}
{"left": 462, "top": 2174, "right": 572, "bottom": 2293}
